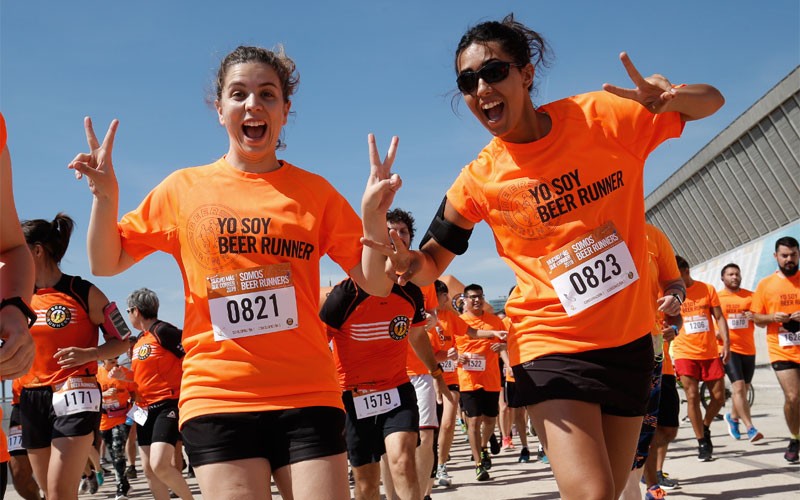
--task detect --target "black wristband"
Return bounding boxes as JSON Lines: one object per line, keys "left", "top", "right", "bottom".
{"left": 0, "top": 296, "right": 37, "bottom": 329}
{"left": 670, "top": 293, "right": 684, "bottom": 305}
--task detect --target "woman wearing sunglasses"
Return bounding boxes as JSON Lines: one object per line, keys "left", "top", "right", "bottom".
{"left": 367, "top": 13, "right": 723, "bottom": 500}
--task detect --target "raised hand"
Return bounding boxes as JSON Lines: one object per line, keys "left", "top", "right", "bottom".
{"left": 602, "top": 52, "right": 676, "bottom": 113}
{"left": 362, "top": 133, "right": 401, "bottom": 216}
{"left": 69, "top": 117, "right": 120, "bottom": 199}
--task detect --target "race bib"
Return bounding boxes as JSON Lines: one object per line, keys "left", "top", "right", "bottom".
{"left": 778, "top": 330, "right": 800, "bottom": 347}
{"left": 52, "top": 377, "right": 101, "bottom": 417}
{"left": 727, "top": 313, "right": 749, "bottom": 330}
{"left": 127, "top": 404, "right": 149, "bottom": 426}
{"left": 207, "top": 263, "right": 299, "bottom": 341}
{"left": 541, "top": 222, "right": 639, "bottom": 316}
{"left": 685, "top": 315, "right": 710, "bottom": 334}
{"left": 463, "top": 354, "right": 486, "bottom": 372}
{"left": 7, "top": 425, "right": 22, "bottom": 452}
{"left": 441, "top": 359, "right": 456, "bottom": 373}
{"left": 353, "top": 387, "right": 401, "bottom": 419}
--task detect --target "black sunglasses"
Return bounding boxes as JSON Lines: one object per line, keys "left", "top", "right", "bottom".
{"left": 456, "top": 60, "right": 522, "bottom": 94}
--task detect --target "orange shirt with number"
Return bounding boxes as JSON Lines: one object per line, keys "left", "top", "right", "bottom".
{"left": 97, "top": 364, "right": 136, "bottom": 431}
{"left": 718, "top": 288, "right": 756, "bottom": 356}
{"left": 672, "top": 281, "right": 720, "bottom": 360}
{"left": 457, "top": 311, "right": 505, "bottom": 392}
{"left": 751, "top": 272, "right": 800, "bottom": 363}
{"left": 446, "top": 92, "right": 683, "bottom": 366}
{"left": 118, "top": 159, "right": 365, "bottom": 425}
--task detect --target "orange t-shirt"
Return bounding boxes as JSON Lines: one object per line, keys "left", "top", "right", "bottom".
{"left": 130, "top": 321, "right": 183, "bottom": 407}
{"left": 446, "top": 91, "right": 684, "bottom": 366}
{"left": 118, "top": 158, "right": 364, "bottom": 425}
{"left": 751, "top": 272, "right": 800, "bottom": 363}
{"left": 718, "top": 288, "right": 756, "bottom": 356}
{"left": 321, "top": 279, "right": 426, "bottom": 391}
{"left": 421, "top": 283, "right": 438, "bottom": 311}
{"left": 26, "top": 274, "right": 101, "bottom": 387}
{"left": 457, "top": 311, "right": 505, "bottom": 392}
{"left": 672, "top": 281, "right": 721, "bottom": 361}
{"left": 435, "top": 308, "right": 467, "bottom": 385}
{"left": 97, "top": 364, "right": 136, "bottom": 431}
{"left": 646, "top": 224, "right": 680, "bottom": 374}
{"left": 406, "top": 326, "right": 441, "bottom": 377}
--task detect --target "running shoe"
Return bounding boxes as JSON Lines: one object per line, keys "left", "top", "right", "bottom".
{"left": 87, "top": 472, "right": 100, "bottom": 494}
{"left": 475, "top": 464, "right": 490, "bottom": 482}
{"left": 644, "top": 484, "right": 667, "bottom": 499}
{"left": 518, "top": 446, "right": 530, "bottom": 463}
{"left": 125, "top": 465, "right": 138, "bottom": 479}
{"left": 657, "top": 471, "right": 679, "bottom": 490}
{"left": 489, "top": 433, "right": 501, "bottom": 455}
{"left": 747, "top": 427, "right": 763, "bottom": 443}
{"left": 480, "top": 448, "right": 492, "bottom": 470}
{"left": 697, "top": 440, "right": 713, "bottom": 462}
{"left": 435, "top": 464, "right": 452, "bottom": 487}
{"left": 115, "top": 480, "right": 131, "bottom": 500}
{"left": 536, "top": 445, "right": 549, "bottom": 465}
{"left": 785, "top": 439, "right": 800, "bottom": 463}
{"left": 724, "top": 413, "right": 741, "bottom": 439}
{"left": 78, "top": 476, "right": 90, "bottom": 494}
{"left": 96, "top": 469, "right": 105, "bottom": 486}
{"left": 501, "top": 435, "right": 514, "bottom": 450}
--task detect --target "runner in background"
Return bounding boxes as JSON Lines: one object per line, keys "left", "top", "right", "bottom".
{"left": 431, "top": 280, "right": 461, "bottom": 488}
{"left": 620, "top": 223, "right": 684, "bottom": 500}
{"left": 20, "top": 213, "right": 129, "bottom": 500}
{"left": 718, "top": 263, "right": 763, "bottom": 443}
{"left": 7, "top": 379, "right": 42, "bottom": 500}
{"left": 672, "top": 256, "right": 730, "bottom": 462}
{"left": 70, "top": 44, "right": 396, "bottom": 499}
{"left": 98, "top": 355, "right": 136, "bottom": 500}
{"left": 362, "top": 14, "right": 722, "bottom": 497}
{"left": 0, "top": 111, "right": 36, "bottom": 500}
{"left": 752, "top": 236, "right": 800, "bottom": 463}
{"left": 126, "top": 288, "right": 193, "bottom": 500}
{"left": 458, "top": 284, "right": 506, "bottom": 481}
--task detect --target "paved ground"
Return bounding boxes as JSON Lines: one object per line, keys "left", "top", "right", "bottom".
{"left": 5, "top": 365, "right": 799, "bottom": 499}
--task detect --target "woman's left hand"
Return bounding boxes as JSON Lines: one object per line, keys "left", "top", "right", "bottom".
{"left": 602, "top": 52, "right": 676, "bottom": 113}
{"left": 54, "top": 346, "right": 96, "bottom": 369}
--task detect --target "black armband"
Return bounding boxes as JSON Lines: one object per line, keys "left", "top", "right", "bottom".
{"left": 419, "top": 196, "right": 473, "bottom": 255}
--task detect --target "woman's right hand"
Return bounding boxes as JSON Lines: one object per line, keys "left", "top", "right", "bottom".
{"left": 69, "top": 117, "right": 120, "bottom": 200}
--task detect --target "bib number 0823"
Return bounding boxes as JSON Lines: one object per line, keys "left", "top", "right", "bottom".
{"left": 568, "top": 254, "right": 622, "bottom": 295}
{"left": 226, "top": 294, "right": 279, "bottom": 324}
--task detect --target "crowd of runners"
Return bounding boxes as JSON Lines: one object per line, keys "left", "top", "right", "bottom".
{"left": 0, "top": 12, "right": 798, "bottom": 500}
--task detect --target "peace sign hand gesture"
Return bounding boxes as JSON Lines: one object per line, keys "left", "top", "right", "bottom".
{"left": 602, "top": 52, "right": 676, "bottom": 114}
{"left": 362, "top": 133, "right": 401, "bottom": 216}
{"left": 69, "top": 117, "right": 120, "bottom": 200}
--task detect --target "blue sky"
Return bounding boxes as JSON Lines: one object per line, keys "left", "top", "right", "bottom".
{"left": 2, "top": 1, "right": 798, "bottom": 326}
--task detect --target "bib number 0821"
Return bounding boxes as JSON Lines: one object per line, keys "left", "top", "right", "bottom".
{"left": 569, "top": 254, "right": 622, "bottom": 295}
{"left": 226, "top": 294, "right": 278, "bottom": 324}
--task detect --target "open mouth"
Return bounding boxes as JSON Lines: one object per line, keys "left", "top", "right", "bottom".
{"left": 482, "top": 101, "right": 504, "bottom": 123}
{"left": 242, "top": 120, "right": 267, "bottom": 140}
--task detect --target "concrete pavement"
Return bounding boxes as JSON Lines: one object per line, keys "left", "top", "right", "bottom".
{"left": 4, "top": 365, "right": 798, "bottom": 499}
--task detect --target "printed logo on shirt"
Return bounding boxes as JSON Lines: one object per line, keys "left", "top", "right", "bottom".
{"left": 498, "top": 169, "right": 625, "bottom": 240}
{"left": 166, "top": 410, "right": 177, "bottom": 419}
{"left": 388, "top": 316, "right": 410, "bottom": 341}
{"left": 186, "top": 204, "right": 238, "bottom": 271}
{"left": 136, "top": 344, "right": 152, "bottom": 360}
{"left": 45, "top": 304, "right": 71, "bottom": 328}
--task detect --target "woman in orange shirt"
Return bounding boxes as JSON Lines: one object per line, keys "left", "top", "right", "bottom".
{"left": 368, "top": 14, "right": 723, "bottom": 499}
{"left": 70, "top": 45, "right": 395, "bottom": 500}
{"left": 19, "top": 213, "right": 128, "bottom": 500}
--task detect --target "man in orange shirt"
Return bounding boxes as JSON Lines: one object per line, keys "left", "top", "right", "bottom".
{"left": 752, "top": 236, "right": 800, "bottom": 463}
{"left": 718, "top": 263, "right": 763, "bottom": 443}
{"left": 458, "top": 284, "right": 507, "bottom": 481}
{"left": 97, "top": 355, "right": 137, "bottom": 499}
{"left": 672, "top": 256, "right": 729, "bottom": 462}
